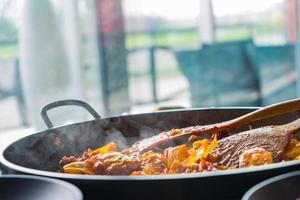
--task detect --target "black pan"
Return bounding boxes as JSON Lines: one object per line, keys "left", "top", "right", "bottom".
{"left": 242, "top": 170, "right": 300, "bottom": 200}
{"left": 1, "top": 100, "right": 300, "bottom": 200}
{"left": 0, "top": 175, "right": 82, "bottom": 200}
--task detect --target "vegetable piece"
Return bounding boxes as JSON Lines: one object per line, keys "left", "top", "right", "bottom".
{"left": 182, "top": 136, "right": 218, "bottom": 168}
{"left": 164, "top": 144, "right": 190, "bottom": 168}
{"left": 282, "top": 139, "right": 300, "bottom": 160}
{"left": 238, "top": 148, "right": 273, "bottom": 168}
{"left": 63, "top": 161, "right": 95, "bottom": 175}
{"left": 138, "top": 151, "right": 167, "bottom": 175}
{"left": 203, "top": 135, "right": 218, "bottom": 159}
{"left": 89, "top": 142, "right": 117, "bottom": 156}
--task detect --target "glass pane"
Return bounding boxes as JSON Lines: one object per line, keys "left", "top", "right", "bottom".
{"left": 124, "top": 0, "right": 200, "bottom": 112}
{"left": 0, "top": 0, "right": 299, "bottom": 133}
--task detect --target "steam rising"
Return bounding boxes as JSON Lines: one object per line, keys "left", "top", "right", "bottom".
{"left": 105, "top": 129, "right": 128, "bottom": 149}
{"left": 104, "top": 125, "right": 160, "bottom": 150}
{"left": 139, "top": 126, "right": 156, "bottom": 139}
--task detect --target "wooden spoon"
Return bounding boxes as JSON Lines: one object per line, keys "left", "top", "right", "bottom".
{"left": 129, "top": 98, "right": 300, "bottom": 153}
{"left": 209, "top": 117, "right": 300, "bottom": 167}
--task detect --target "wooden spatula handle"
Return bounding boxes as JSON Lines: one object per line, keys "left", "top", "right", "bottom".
{"left": 223, "top": 98, "right": 300, "bottom": 129}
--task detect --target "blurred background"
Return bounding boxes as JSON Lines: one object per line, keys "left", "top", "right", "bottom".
{"left": 0, "top": 0, "right": 300, "bottom": 134}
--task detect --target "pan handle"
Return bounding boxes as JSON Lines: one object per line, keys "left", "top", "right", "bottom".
{"left": 41, "top": 99, "right": 101, "bottom": 128}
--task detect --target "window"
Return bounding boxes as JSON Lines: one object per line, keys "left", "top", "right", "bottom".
{"left": 0, "top": 0, "right": 299, "bottom": 131}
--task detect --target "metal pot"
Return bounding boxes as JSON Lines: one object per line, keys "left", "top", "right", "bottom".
{"left": 1, "top": 100, "right": 300, "bottom": 200}
{"left": 0, "top": 174, "right": 82, "bottom": 200}
{"left": 242, "top": 170, "right": 300, "bottom": 200}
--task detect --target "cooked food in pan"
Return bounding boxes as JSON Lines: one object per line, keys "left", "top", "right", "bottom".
{"left": 59, "top": 118, "right": 300, "bottom": 176}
